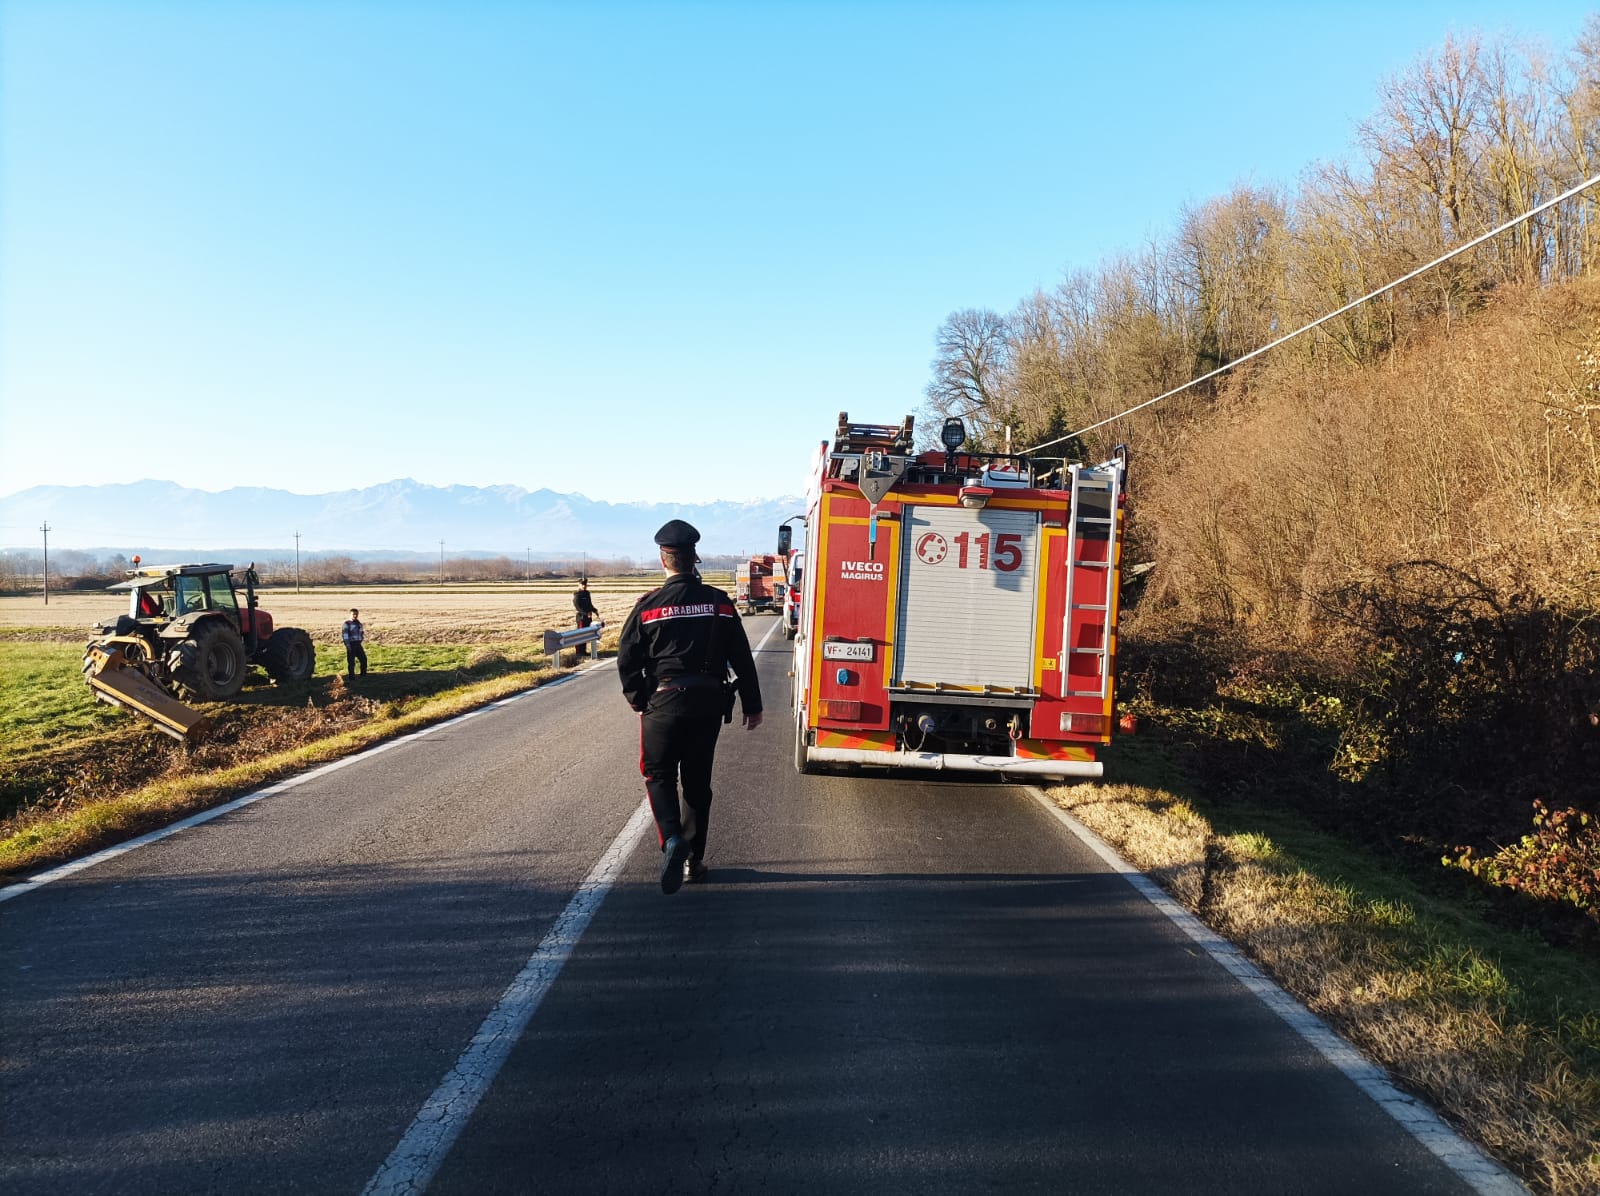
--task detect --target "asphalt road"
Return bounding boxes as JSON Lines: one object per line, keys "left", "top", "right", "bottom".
{"left": 2, "top": 615, "right": 1486, "bottom": 1194}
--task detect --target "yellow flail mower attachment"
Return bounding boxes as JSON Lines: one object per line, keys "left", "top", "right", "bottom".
{"left": 82, "top": 639, "right": 209, "bottom": 742}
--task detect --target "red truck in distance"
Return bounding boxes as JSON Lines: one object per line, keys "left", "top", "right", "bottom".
{"left": 734, "top": 554, "right": 782, "bottom": 615}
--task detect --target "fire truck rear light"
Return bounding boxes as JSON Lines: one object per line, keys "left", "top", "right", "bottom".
{"left": 822, "top": 699, "right": 862, "bottom": 720}
{"left": 1060, "top": 712, "right": 1107, "bottom": 735}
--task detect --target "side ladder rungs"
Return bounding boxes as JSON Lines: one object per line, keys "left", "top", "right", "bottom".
{"left": 1070, "top": 602, "right": 1108, "bottom": 612}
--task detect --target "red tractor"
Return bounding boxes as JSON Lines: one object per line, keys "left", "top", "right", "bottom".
{"left": 83, "top": 562, "right": 315, "bottom": 738}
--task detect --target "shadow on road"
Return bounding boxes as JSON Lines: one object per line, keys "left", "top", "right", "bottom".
{"left": 3, "top": 847, "right": 1465, "bottom": 1196}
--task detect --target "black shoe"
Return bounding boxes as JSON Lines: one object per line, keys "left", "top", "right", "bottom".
{"left": 661, "top": 836, "right": 690, "bottom": 895}
{"left": 686, "top": 858, "right": 708, "bottom": 884}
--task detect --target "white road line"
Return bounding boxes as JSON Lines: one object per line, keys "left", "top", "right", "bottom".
{"left": 361, "top": 799, "right": 654, "bottom": 1196}
{"left": 1026, "top": 791, "right": 1528, "bottom": 1196}
{"left": 362, "top": 615, "right": 780, "bottom": 1194}
{"left": 751, "top": 616, "right": 782, "bottom": 654}
{"left": 0, "top": 660, "right": 613, "bottom": 905}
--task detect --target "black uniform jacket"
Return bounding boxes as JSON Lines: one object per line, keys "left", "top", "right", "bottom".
{"left": 617, "top": 573, "right": 763, "bottom": 715}
{"left": 573, "top": 588, "right": 597, "bottom": 616}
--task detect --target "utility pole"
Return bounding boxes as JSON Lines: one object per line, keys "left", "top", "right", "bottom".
{"left": 293, "top": 530, "right": 301, "bottom": 593}
{"left": 581, "top": 551, "right": 586, "bottom": 580}
{"left": 438, "top": 540, "right": 445, "bottom": 585}
{"left": 40, "top": 522, "right": 50, "bottom": 605}
{"left": 526, "top": 547, "right": 531, "bottom": 583}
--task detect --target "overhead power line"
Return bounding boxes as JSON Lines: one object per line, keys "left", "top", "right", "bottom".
{"left": 1024, "top": 170, "right": 1600, "bottom": 455}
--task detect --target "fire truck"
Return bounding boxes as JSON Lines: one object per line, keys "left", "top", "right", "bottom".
{"left": 790, "top": 412, "right": 1127, "bottom": 780}
{"left": 735, "top": 554, "right": 782, "bottom": 615}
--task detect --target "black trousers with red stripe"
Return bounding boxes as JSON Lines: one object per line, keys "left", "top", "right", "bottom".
{"left": 639, "top": 683, "right": 724, "bottom": 861}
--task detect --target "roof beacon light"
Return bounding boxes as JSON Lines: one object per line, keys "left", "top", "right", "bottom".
{"left": 941, "top": 417, "right": 966, "bottom": 451}
{"left": 958, "top": 485, "right": 993, "bottom": 509}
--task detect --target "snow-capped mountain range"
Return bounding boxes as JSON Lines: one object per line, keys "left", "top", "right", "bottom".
{"left": 0, "top": 479, "right": 805, "bottom": 558}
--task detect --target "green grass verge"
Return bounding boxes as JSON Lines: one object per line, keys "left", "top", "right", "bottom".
{"left": 0, "top": 642, "right": 539, "bottom": 764}
{"left": 0, "top": 634, "right": 619, "bottom": 879}
{"left": 1, "top": 642, "right": 128, "bottom": 751}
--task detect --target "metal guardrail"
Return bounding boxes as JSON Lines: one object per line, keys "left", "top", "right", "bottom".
{"left": 543, "top": 623, "right": 603, "bottom": 665}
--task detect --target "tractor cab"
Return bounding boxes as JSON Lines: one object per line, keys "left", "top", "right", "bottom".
{"left": 105, "top": 563, "right": 267, "bottom": 644}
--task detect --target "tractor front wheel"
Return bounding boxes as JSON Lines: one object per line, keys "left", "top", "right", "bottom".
{"left": 262, "top": 628, "right": 316, "bottom": 683}
{"left": 168, "top": 620, "right": 249, "bottom": 702}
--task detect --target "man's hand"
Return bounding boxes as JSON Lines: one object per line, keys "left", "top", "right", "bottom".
{"left": 742, "top": 711, "right": 763, "bottom": 730}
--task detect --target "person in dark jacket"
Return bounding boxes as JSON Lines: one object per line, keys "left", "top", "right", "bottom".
{"left": 618, "top": 519, "right": 762, "bottom": 894}
{"left": 572, "top": 577, "right": 598, "bottom": 658}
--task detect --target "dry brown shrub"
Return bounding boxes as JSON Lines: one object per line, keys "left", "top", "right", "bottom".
{"left": 1133, "top": 279, "right": 1600, "bottom": 635}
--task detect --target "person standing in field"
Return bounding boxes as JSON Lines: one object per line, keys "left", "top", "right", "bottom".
{"left": 617, "top": 520, "right": 762, "bottom": 894}
{"left": 342, "top": 608, "right": 368, "bottom": 677}
{"left": 572, "top": 577, "right": 598, "bottom": 659}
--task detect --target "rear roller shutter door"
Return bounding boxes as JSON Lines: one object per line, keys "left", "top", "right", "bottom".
{"left": 894, "top": 506, "right": 1038, "bottom": 690}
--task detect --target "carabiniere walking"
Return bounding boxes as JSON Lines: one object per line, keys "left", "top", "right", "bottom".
{"left": 616, "top": 520, "right": 763, "bottom": 894}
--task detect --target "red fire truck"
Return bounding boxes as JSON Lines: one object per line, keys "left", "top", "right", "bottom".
{"left": 735, "top": 554, "right": 782, "bottom": 615}
{"left": 790, "top": 412, "right": 1127, "bottom": 780}
{"left": 781, "top": 548, "right": 804, "bottom": 640}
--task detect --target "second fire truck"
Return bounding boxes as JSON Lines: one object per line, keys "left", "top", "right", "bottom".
{"left": 790, "top": 412, "right": 1127, "bottom": 780}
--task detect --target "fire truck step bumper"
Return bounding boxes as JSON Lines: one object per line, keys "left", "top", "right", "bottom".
{"left": 807, "top": 747, "right": 1102, "bottom": 778}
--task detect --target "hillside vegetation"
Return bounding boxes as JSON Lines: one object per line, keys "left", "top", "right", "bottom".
{"left": 927, "top": 25, "right": 1600, "bottom": 930}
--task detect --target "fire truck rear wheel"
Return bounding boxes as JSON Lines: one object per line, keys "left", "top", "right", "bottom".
{"left": 168, "top": 620, "right": 249, "bottom": 702}
{"left": 793, "top": 714, "right": 814, "bottom": 775}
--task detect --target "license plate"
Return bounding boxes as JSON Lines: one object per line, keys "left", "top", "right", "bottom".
{"left": 822, "top": 641, "right": 874, "bottom": 662}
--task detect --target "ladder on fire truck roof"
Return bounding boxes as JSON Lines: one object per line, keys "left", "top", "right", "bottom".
{"left": 834, "top": 412, "right": 914, "bottom": 455}
{"left": 1062, "top": 461, "right": 1122, "bottom": 700}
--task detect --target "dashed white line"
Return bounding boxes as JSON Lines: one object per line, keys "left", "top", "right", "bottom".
{"left": 1027, "top": 792, "right": 1528, "bottom": 1196}
{"left": 360, "top": 799, "right": 653, "bottom": 1196}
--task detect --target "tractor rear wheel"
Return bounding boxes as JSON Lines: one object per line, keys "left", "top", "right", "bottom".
{"left": 263, "top": 628, "right": 316, "bottom": 683}
{"left": 168, "top": 620, "right": 249, "bottom": 702}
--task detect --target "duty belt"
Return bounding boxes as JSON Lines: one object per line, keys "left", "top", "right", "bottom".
{"left": 657, "top": 673, "right": 720, "bottom": 690}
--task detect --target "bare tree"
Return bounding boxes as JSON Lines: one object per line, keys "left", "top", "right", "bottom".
{"left": 924, "top": 308, "right": 1013, "bottom": 448}
{"left": 1173, "top": 185, "right": 1290, "bottom": 372}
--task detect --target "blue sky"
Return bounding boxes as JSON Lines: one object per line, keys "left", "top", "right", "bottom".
{"left": 2, "top": 0, "right": 1594, "bottom": 517}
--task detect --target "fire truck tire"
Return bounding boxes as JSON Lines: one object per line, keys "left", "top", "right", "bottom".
{"left": 793, "top": 714, "right": 814, "bottom": 775}
{"left": 168, "top": 620, "right": 249, "bottom": 702}
{"left": 783, "top": 623, "right": 796, "bottom": 640}
{"left": 263, "top": 627, "right": 316, "bottom": 683}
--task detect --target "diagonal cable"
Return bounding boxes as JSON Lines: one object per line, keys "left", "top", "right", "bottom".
{"left": 1024, "top": 171, "right": 1600, "bottom": 454}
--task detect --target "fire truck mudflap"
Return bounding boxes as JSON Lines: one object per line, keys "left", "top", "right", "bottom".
{"left": 791, "top": 412, "right": 1124, "bottom": 781}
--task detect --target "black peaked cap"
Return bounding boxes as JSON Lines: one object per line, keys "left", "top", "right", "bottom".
{"left": 654, "top": 519, "right": 701, "bottom": 548}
